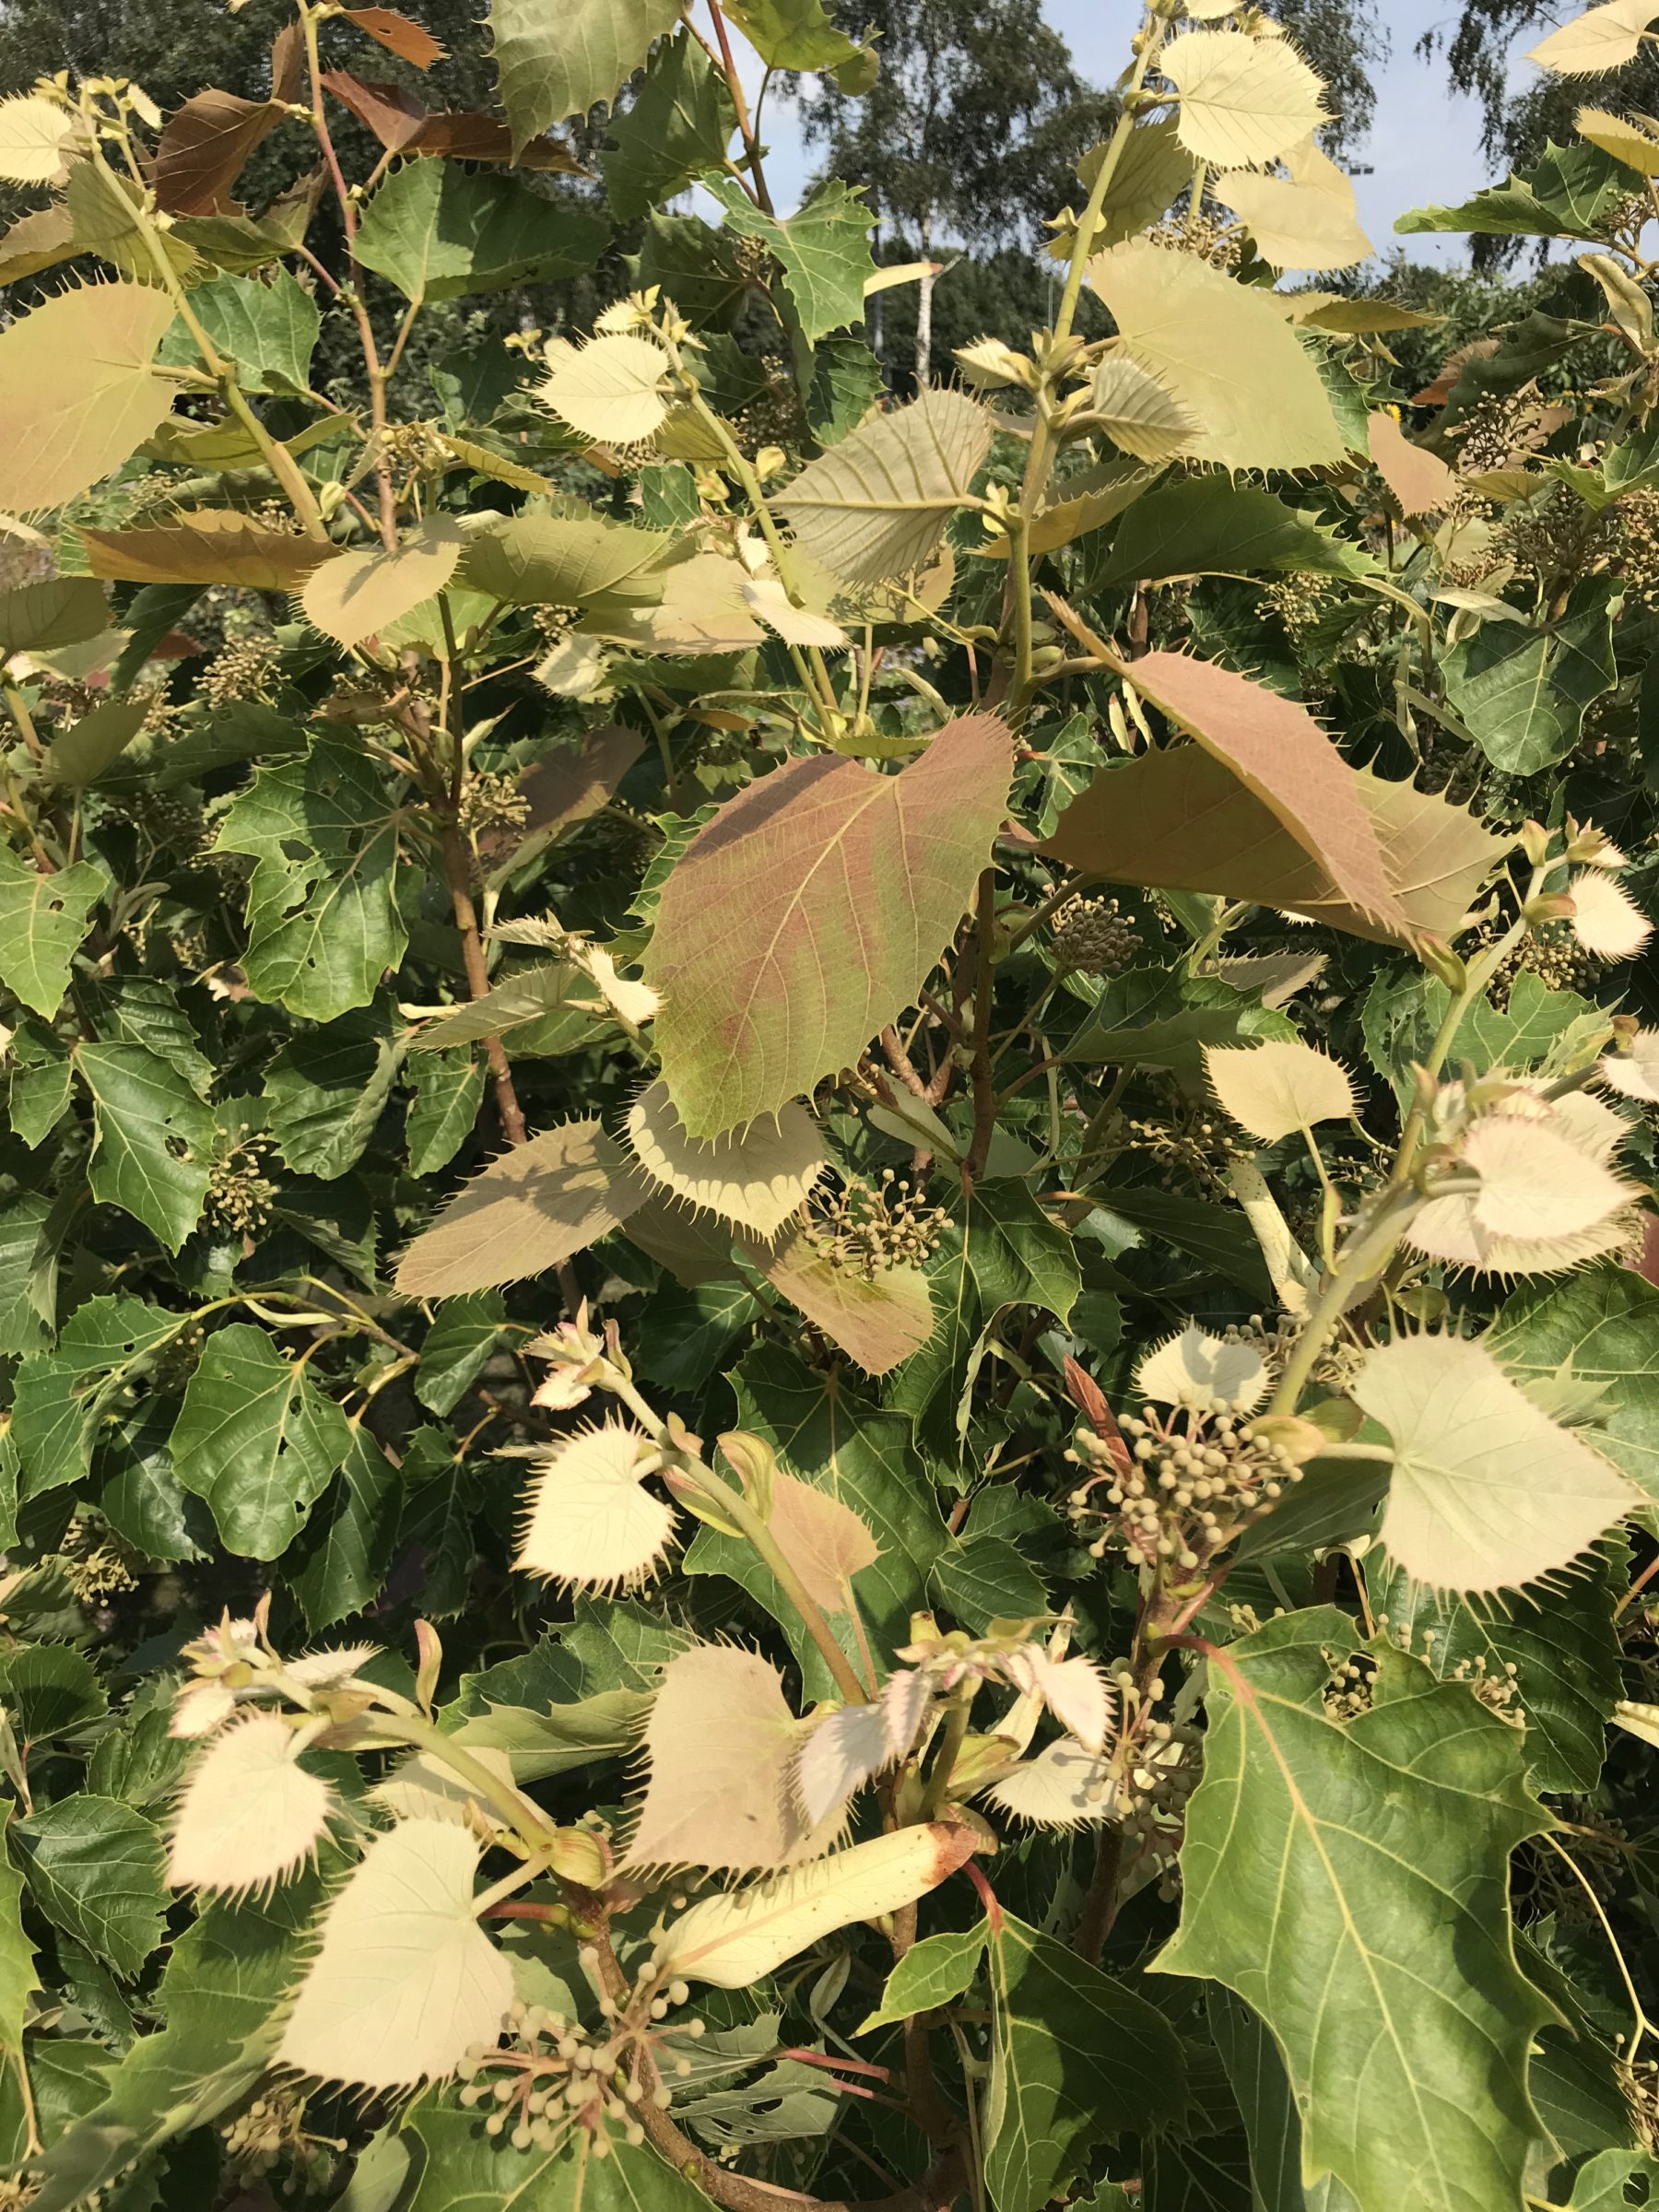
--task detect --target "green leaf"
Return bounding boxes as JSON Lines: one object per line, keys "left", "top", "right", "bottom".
{"left": 88, "top": 977, "right": 213, "bottom": 1095}
{"left": 416, "top": 1291, "right": 505, "bottom": 1416}
{"left": 215, "top": 740, "right": 406, "bottom": 1023}
{"left": 0, "top": 1195, "right": 53, "bottom": 1353}
{"left": 0, "top": 578, "right": 109, "bottom": 655}
{"left": 1443, "top": 580, "right": 1616, "bottom": 775}
{"left": 1065, "top": 969, "right": 1295, "bottom": 1072}
{"left": 931, "top": 1532, "right": 1047, "bottom": 1632}
{"left": 647, "top": 712, "right": 1009, "bottom": 1135}
{"left": 406, "top": 2105, "right": 712, "bottom": 2209}
{"left": 807, "top": 332, "right": 883, "bottom": 444}
{"left": 29, "top": 1858, "right": 335, "bottom": 2211}
{"left": 1100, "top": 477, "right": 1376, "bottom": 588}
{"left": 1157, "top": 1607, "right": 1555, "bottom": 2212}
{"left": 288, "top": 1425, "right": 403, "bottom": 1635}
{"left": 73, "top": 1042, "right": 213, "bottom": 1253}
{"left": 685, "top": 1342, "right": 947, "bottom": 1698}
{"left": 717, "top": 0, "right": 859, "bottom": 69}
{"left": 459, "top": 510, "right": 669, "bottom": 608}
{"left": 776, "top": 387, "right": 993, "bottom": 584}
{"left": 12, "top": 1295, "right": 179, "bottom": 1501}
{"left": 983, "top": 1909, "right": 1187, "bottom": 2212}
{"left": 394, "top": 1429, "right": 477, "bottom": 1618}
{"left": 1568, "top": 2150, "right": 1659, "bottom": 2208}
{"left": 705, "top": 176, "right": 873, "bottom": 343}
{"left": 1397, "top": 139, "right": 1637, "bottom": 240}
{"left": 0, "top": 1858, "right": 37, "bottom": 2068}
{"left": 40, "top": 695, "right": 148, "bottom": 788}
{"left": 157, "top": 268, "right": 320, "bottom": 394}
{"left": 634, "top": 211, "right": 749, "bottom": 329}
{"left": 490, "top": 0, "right": 679, "bottom": 148}
{"left": 356, "top": 158, "right": 607, "bottom": 303}
{"left": 265, "top": 1006, "right": 403, "bottom": 1179}
{"left": 99, "top": 1405, "right": 209, "bottom": 1564}
{"left": 1493, "top": 1269, "right": 1659, "bottom": 1502}
{"left": 405, "top": 1050, "right": 485, "bottom": 1174}
{"left": 0, "top": 851, "right": 106, "bottom": 1018}
{"left": 441, "top": 1687, "right": 650, "bottom": 1783}
{"left": 1090, "top": 1183, "right": 1272, "bottom": 1297}
{"left": 860, "top": 1921, "right": 985, "bottom": 2032}
{"left": 1207, "top": 1986, "right": 1361, "bottom": 2212}
{"left": 0, "top": 1643, "right": 106, "bottom": 1741}
{"left": 170, "top": 1322, "right": 353, "bottom": 1558}
{"left": 631, "top": 1279, "right": 759, "bottom": 1393}
{"left": 11, "top": 1796, "right": 166, "bottom": 1981}
{"left": 560, "top": 1594, "right": 691, "bottom": 1691}
{"left": 602, "top": 30, "right": 735, "bottom": 220}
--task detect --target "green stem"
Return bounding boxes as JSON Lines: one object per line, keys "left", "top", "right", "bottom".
{"left": 1265, "top": 1182, "right": 1425, "bottom": 1418}
{"left": 360, "top": 1713, "right": 553, "bottom": 1857}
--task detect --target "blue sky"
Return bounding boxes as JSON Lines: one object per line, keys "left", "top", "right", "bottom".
{"left": 722, "top": 1, "right": 1538, "bottom": 268}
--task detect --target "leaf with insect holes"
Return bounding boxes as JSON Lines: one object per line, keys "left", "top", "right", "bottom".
{"left": 1529, "top": 0, "right": 1659, "bottom": 75}
{"left": 1206, "top": 1038, "right": 1358, "bottom": 1143}
{"left": 776, "top": 388, "right": 992, "bottom": 585}
{"left": 653, "top": 1821, "right": 979, "bottom": 1987}
{"left": 301, "top": 521, "right": 462, "bottom": 649}
{"left": 1158, "top": 1606, "right": 1555, "bottom": 2212}
{"left": 167, "top": 1714, "right": 334, "bottom": 1896}
{"left": 1162, "top": 28, "right": 1326, "bottom": 168}
{"left": 490, "top": 0, "right": 679, "bottom": 149}
{"left": 1569, "top": 867, "right": 1653, "bottom": 959}
{"left": 278, "top": 1819, "right": 512, "bottom": 2088}
{"left": 0, "top": 849, "right": 106, "bottom": 1019}
{"left": 1368, "top": 412, "right": 1460, "bottom": 517}
{"left": 1087, "top": 240, "right": 1346, "bottom": 473}
{"left": 626, "top": 1080, "right": 827, "bottom": 1241}
{"left": 170, "top": 1323, "right": 353, "bottom": 1559}
{"left": 0, "top": 94, "right": 73, "bottom": 182}
{"left": 75, "top": 1041, "right": 214, "bottom": 1253}
{"left": 627, "top": 1642, "right": 825, "bottom": 1872}
{"left": 538, "top": 332, "right": 673, "bottom": 446}
{"left": 0, "top": 280, "right": 176, "bottom": 514}
{"left": 1135, "top": 1323, "right": 1269, "bottom": 1415}
{"left": 83, "top": 512, "right": 333, "bottom": 591}
{"left": 987, "top": 1736, "right": 1119, "bottom": 1829}
{"left": 1354, "top": 1333, "right": 1636, "bottom": 1594}
{"left": 513, "top": 1421, "right": 676, "bottom": 1592}
{"left": 1041, "top": 743, "right": 1506, "bottom": 947}
{"left": 394, "top": 1119, "right": 648, "bottom": 1298}
{"left": 647, "top": 712, "right": 1010, "bottom": 1136}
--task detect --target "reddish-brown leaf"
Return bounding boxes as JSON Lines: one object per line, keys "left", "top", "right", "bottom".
{"left": 478, "top": 724, "right": 645, "bottom": 880}
{"left": 320, "top": 70, "right": 427, "bottom": 152}
{"left": 1124, "top": 651, "right": 1405, "bottom": 934}
{"left": 647, "top": 713, "right": 1012, "bottom": 1137}
{"left": 411, "top": 112, "right": 586, "bottom": 169}
{"left": 155, "top": 89, "right": 287, "bottom": 217}
{"left": 270, "top": 21, "right": 307, "bottom": 104}
{"left": 1040, "top": 741, "right": 1505, "bottom": 946}
{"left": 1367, "top": 412, "right": 1459, "bottom": 519}
{"left": 341, "top": 6, "right": 448, "bottom": 68}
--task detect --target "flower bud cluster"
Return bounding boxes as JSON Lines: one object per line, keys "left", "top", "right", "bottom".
{"left": 806, "top": 1171, "right": 948, "bottom": 1279}
{"left": 1068, "top": 1404, "right": 1305, "bottom": 1571}
{"left": 456, "top": 1970, "right": 706, "bottom": 2158}
{"left": 1052, "top": 896, "right": 1142, "bottom": 977}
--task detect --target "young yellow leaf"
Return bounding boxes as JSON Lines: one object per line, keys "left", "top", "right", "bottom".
{"left": 537, "top": 332, "right": 672, "bottom": 445}
{"left": 1003, "top": 1650, "right": 1114, "bottom": 1755}
{"left": 776, "top": 389, "right": 994, "bottom": 584}
{"left": 1162, "top": 28, "right": 1326, "bottom": 170}
{"left": 1088, "top": 356, "right": 1203, "bottom": 463}
{"left": 0, "top": 94, "right": 73, "bottom": 182}
{"left": 1528, "top": 0, "right": 1659, "bottom": 76}
{"left": 278, "top": 1819, "right": 512, "bottom": 2088}
{"left": 167, "top": 1713, "right": 334, "bottom": 1896}
{"left": 627, "top": 1642, "right": 822, "bottom": 1872}
{"left": 0, "top": 281, "right": 176, "bottom": 514}
{"left": 1409, "top": 1088, "right": 1639, "bottom": 1277}
{"left": 740, "top": 571, "right": 849, "bottom": 649}
{"left": 1575, "top": 103, "right": 1659, "bottom": 173}
{"left": 653, "top": 1820, "right": 979, "bottom": 1987}
{"left": 626, "top": 1079, "right": 827, "bottom": 1241}
{"left": 1087, "top": 239, "right": 1346, "bottom": 473}
{"left": 767, "top": 1468, "right": 882, "bottom": 1612}
{"left": 1355, "top": 1334, "right": 1637, "bottom": 1595}
{"left": 300, "top": 520, "right": 463, "bottom": 649}
{"left": 1569, "top": 867, "right": 1653, "bottom": 960}
{"left": 514, "top": 1420, "right": 676, "bottom": 1592}
{"left": 985, "top": 1737, "right": 1117, "bottom": 1829}
{"left": 580, "top": 547, "right": 764, "bottom": 653}
{"left": 1600, "top": 1030, "right": 1659, "bottom": 1101}
{"left": 1464, "top": 1114, "right": 1636, "bottom": 1245}
{"left": 394, "top": 1118, "right": 648, "bottom": 1298}
{"left": 796, "top": 1671, "right": 931, "bottom": 1827}
{"left": 286, "top": 1644, "right": 382, "bottom": 1691}
{"left": 1135, "top": 1323, "right": 1269, "bottom": 1416}
{"left": 1219, "top": 168, "right": 1371, "bottom": 269}
{"left": 1205, "top": 1038, "right": 1357, "bottom": 1141}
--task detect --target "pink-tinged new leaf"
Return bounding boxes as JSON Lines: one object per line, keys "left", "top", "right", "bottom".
{"left": 1367, "top": 412, "right": 1459, "bottom": 519}
{"left": 155, "top": 89, "right": 286, "bottom": 216}
{"left": 647, "top": 714, "right": 1012, "bottom": 1136}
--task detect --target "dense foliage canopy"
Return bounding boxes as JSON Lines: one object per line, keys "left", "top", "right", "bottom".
{"left": 0, "top": 3, "right": 1655, "bottom": 2210}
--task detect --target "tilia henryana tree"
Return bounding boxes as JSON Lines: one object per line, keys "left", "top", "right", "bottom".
{"left": 0, "top": 0, "right": 1655, "bottom": 2206}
